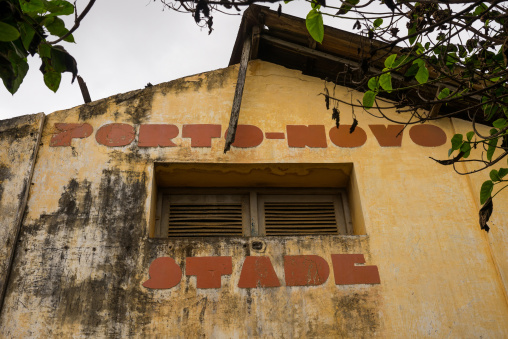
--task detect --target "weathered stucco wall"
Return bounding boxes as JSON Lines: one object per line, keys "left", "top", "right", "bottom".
{"left": 0, "top": 60, "right": 507, "bottom": 338}
{"left": 0, "top": 113, "right": 43, "bottom": 307}
{"left": 452, "top": 118, "right": 508, "bottom": 305}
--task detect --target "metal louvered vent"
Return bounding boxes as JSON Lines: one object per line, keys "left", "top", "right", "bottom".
{"left": 263, "top": 201, "right": 339, "bottom": 236}
{"left": 168, "top": 203, "right": 244, "bottom": 237}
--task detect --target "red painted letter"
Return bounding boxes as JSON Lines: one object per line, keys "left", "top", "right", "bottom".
{"left": 409, "top": 124, "right": 447, "bottom": 147}
{"left": 138, "top": 124, "right": 179, "bottom": 147}
{"left": 284, "top": 255, "right": 329, "bottom": 286}
{"left": 96, "top": 123, "right": 135, "bottom": 147}
{"left": 50, "top": 123, "right": 93, "bottom": 147}
{"left": 143, "top": 257, "right": 182, "bottom": 289}
{"left": 329, "top": 125, "right": 367, "bottom": 148}
{"left": 286, "top": 125, "right": 327, "bottom": 148}
{"left": 331, "top": 254, "right": 380, "bottom": 285}
{"left": 238, "top": 256, "right": 281, "bottom": 288}
{"left": 182, "top": 124, "right": 221, "bottom": 147}
{"left": 185, "top": 257, "right": 232, "bottom": 288}
{"left": 224, "top": 125, "right": 264, "bottom": 148}
{"left": 369, "top": 125, "right": 404, "bottom": 147}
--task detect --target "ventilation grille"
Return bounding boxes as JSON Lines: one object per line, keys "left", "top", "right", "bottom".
{"left": 264, "top": 202, "right": 338, "bottom": 236}
{"left": 168, "top": 203, "right": 244, "bottom": 237}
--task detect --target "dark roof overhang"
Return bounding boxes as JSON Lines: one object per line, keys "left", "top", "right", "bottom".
{"left": 229, "top": 5, "right": 479, "bottom": 121}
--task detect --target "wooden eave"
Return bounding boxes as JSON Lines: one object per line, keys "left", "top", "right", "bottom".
{"left": 229, "top": 5, "right": 479, "bottom": 120}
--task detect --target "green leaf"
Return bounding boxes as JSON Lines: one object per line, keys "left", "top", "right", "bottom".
{"left": 337, "top": 0, "right": 359, "bottom": 14}
{"left": 498, "top": 168, "right": 508, "bottom": 179}
{"left": 404, "top": 64, "right": 419, "bottom": 77}
{"left": 438, "top": 88, "right": 450, "bottom": 100}
{"left": 474, "top": 3, "right": 488, "bottom": 15}
{"left": 384, "top": 54, "right": 397, "bottom": 69}
{"left": 19, "top": 22, "right": 36, "bottom": 50}
{"left": 367, "top": 77, "right": 379, "bottom": 91}
{"left": 44, "top": 17, "right": 74, "bottom": 42}
{"left": 448, "top": 148, "right": 453, "bottom": 157}
{"left": 306, "top": 9, "right": 324, "bottom": 43}
{"left": 0, "top": 22, "right": 21, "bottom": 42}
{"left": 480, "top": 180, "right": 494, "bottom": 205}
{"left": 10, "top": 57, "right": 29, "bottom": 94}
{"left": 487, "top": 137, "right": 498, "bottom": 161}
{"left": 490, "top": 169, "right": 501, "bottom": 182}
{"left": 392, "top": 55, "right": 410, "bottom": 69}
{"left": 373, "top": 18, "right": 383, "bottom": 28}
{"left": 44, "top": 71, "right": 61, "bottom": 92}
{"left": 461, "top": 142, "right": 471, "bottom": 158}
{"left": 451, "top": 134, "right": 463, "bottom": 150}
{"left": 413, "top": 59, "right": 424, "bottom": 67}
{"left": 46, "top": 0, "right": 75, "bottom": 16}
{"left": 415, "top": 65, "right": 429, "bottom": 84}
{"left": 408, "top": 24, "right": 417, "bottom": 45}
{"left": 311, "top": 0, "right": 321, "bottom": 10}
{"left": 49, "top": 45, "right": 78, "bottom": 82}
{"left": 466, "top": 131, "right": 475, "bottom": 142}
{"left": 39, "top": 43, "right": 51, "bottom": 58}
{"left": 379, "top": 73, "right": 392, "bottom": 92}
{"left": 19, "top": 0, "right": 45, "bottom": 13}
{"left": 363, "top": 90, "right": 376, "bottom": 109}
{"left": 492, "top": 118, "right": 507, "bottom": 129}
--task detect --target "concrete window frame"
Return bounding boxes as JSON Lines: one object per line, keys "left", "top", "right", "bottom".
{"left": 149, "top": 163, "right": 365, "bottom": 238}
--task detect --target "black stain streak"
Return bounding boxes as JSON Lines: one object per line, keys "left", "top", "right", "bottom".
{"left": 78, "top": 99, "right": 109, "bottom": 121}
{"left": 332, "top": 291, "right": 380, "bottom": 337}
{"left": 0, "top": 163, "right": 12, "bottom": 201}
{"left": 7, "top": 169, "right": 151, "bottom": 337}
{"left": 123, "top": 87, "right": 155, "bottom": 125}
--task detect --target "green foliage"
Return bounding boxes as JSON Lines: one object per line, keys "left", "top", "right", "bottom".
{"left": 384, "top": 54, "right": 397, "bottom": 68}
{"left": 487, "top": 128, "right": 498, "bottom": 161}
{"left": 480, "top": 180, "right": 493, "bottom": 204}
{"left": 460, "top": 142, "right": 471, "bottom": 158}
{"left": 438, "top": 88, "right": 450, "bottom": 100}
{"left": 492, "top": 118, "right": 507, "bottom": 129}
{"left": 0, "top": 22, "right": 20, "bottom": 41}
{"left": 363, "top": 90, "right": 376, "bottom": 109}
{"left": 43, "top": 70, "right": 61, "bottom": 92}
{"left": 498, "top": 168, "right": 508, "bottom": 180}
{"left": 415, "top": 63, "right": 429, "bottom": 84}
{"left": 368, "top": 77, "right": 379, "bottom": 91}
{"left": 379, "top": 72, "right": 392, "bottom": 92}
{"left": 337, "top": 0, "right": 359, "bottom": 15}
{"left": 451, "top": 134, "right": 463, "bottom": 151}
{"left": 0, "top": 0, "right": 77, "bottom": 94}
{"left": 466, "top": 131, "right": 474, "bottom": 142}
{"left": 306, "top": 8, "right": 324, "bottom": 43}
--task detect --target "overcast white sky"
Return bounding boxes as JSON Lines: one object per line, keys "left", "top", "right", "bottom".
{"left": 0, "top": 0, "right": 316, "bottom": 120}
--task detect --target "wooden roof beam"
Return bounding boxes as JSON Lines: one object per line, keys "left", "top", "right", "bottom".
{"left": 224, "top": 34, "right": 252, "bottom": 153}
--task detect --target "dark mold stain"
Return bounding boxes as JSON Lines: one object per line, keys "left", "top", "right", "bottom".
{"left": 332, "top": 291, "right": 380, "bottom": 338}
{"left": 205, "top": 66, "right": 234, "bottom": 91}
{"left": 78, "top": 99, "right": 109, "bottom": 121}
{"left": 0, "top": 163, "right": 12, "bottom": 201}
{"left": 6, "top": 169, "right": 151, "bottom": 337}
{"left": 157, "top": 66, "right": 234, "bottom": 96}
{"left": 159, "top": 77, "right": 204, "bottom": 96}
{"left": 0, "top": 114, "right": 40, "bottom": 139}
{"left": 122, "top": 88, "right": 155, "bottom": 125}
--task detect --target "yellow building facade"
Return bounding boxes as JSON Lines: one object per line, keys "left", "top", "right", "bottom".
{"left": 1, "top": 6, "right": 508, "bottom": 338}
